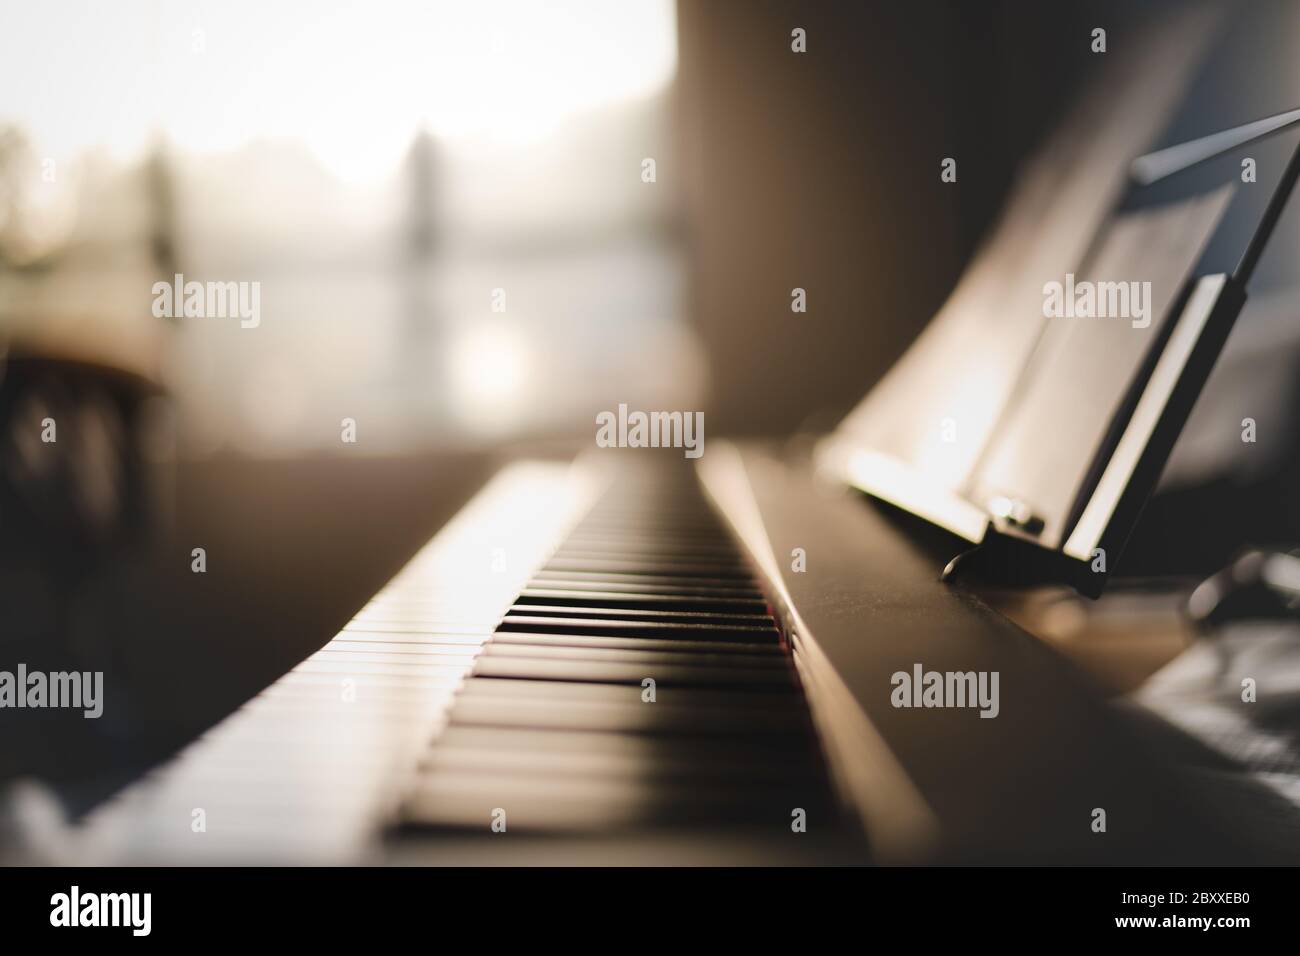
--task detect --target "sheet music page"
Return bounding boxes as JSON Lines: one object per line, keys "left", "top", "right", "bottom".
{"left": 966, "top": 183, "right": 1234, "bottom": 548}
{"left": 822, "top": 12, "right": 1215, "bottom": 527}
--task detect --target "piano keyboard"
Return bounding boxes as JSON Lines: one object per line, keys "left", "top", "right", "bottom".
{"left": 74, "top": 459, "right": 841, "bottom": 862}
{"left": 399, "top": 461, "right": 838, "bottom": 835}
{"left": 75, "top": 463, "right": 593, "bottom": 863}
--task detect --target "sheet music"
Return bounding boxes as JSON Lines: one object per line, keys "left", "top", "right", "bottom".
{"left": 968, "top": 184, "right": 1234, "bottom": 548}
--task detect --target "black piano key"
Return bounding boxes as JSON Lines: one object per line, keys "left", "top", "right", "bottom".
{"left": 518, "top": 587, "right": 768, "bottom": 613}
{"left": 559, "top": 537, "right": 748, "bottom": 559}
{"left": 480, "top": 641, "right": 789, "bottom": 670}
{"left": 401, "top": 773, "right": 832, "bottom": 833}
{"left": 490, "top": 630, "right": 782, "bottom": 655}
{"left": 542, "top": 557, "right": 754, "bottom": 579}
{"left": 447, "top": 694, "right": 813, "bottom": 737}
{"left": 505, "top": 603, "right": 774, "bottom": 626}
{"left": 471, "top": 656, "right": 795, "bottom": 688}
{"left": 527, "top": 574, "right": 763, "bottom": 597}
{"left": 420, "top": 743, "right": 824, "bottom": 786}
{"left": 552, "top": 547, "right": 749, "bottom": 569}
{"left": 496, "top": 615, "right": 781, "bottom": 642}
{"left": 431, "top": 723, "right": 818, "bottom": 765}
{"left": 456, "top": 677, "right": 806, "bottom": 714}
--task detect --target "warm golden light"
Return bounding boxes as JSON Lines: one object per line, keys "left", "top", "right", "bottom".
{"left": 0, "top": 0, "right": 677, "bottom": 183}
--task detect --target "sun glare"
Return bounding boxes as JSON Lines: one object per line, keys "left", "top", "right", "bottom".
{"left": 0, "top": 0, "right": 678, "bottom": 183}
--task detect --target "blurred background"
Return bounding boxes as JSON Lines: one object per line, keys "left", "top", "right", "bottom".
{"left": 1, "top": 0, "right": 691, "bottom": 450}
{"left": 3, "top": 0, "right": 1300, "bottom": 792}
{"left": 6, "top": 0, "right": 1298, "bottom": 452}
